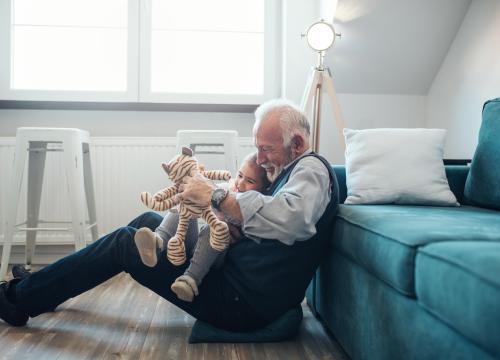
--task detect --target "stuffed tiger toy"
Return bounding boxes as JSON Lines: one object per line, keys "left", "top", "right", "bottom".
{"left": 138, "top": 147, "right": 231, "bottom": 266}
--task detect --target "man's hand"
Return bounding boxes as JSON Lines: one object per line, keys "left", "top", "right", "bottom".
{"left": 178, "top": 173, "right": 215, "bottom": 206}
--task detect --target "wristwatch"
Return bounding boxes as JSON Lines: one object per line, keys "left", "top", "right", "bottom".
{"left": 211, "top": 188, "right": 228, "bottom": 210}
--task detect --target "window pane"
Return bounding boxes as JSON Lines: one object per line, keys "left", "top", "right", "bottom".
{"left": 151, "top": 30, "right": 263, "bottom": 95}
{"left": 152, "top": 0, "right": 264, "bottom": 32}
{"left": 150, "top": 0, "right": 266, "bottom": 96}
{"left": 11, "top": 0, "right": 128, "bottom": 92}
{"left": 13, "top": 0, "right": 127, "bottom": 28}
{"left": 12, "top": 26, "right": 127, "bottom": 91}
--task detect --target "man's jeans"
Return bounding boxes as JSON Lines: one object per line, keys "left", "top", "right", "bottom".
{"left": 12, "top": 212, "right": 266, "bottom": 331}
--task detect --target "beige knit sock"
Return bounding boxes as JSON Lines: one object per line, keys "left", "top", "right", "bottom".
{"left": 171, "top": 275, "right": 199, "bottom": 302}
{"left": 134, "top": 227, "right": 160, "bottom": 267}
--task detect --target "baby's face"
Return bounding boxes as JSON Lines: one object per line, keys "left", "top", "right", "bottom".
{"left": 234, "top": 161, "right": 265, "bottom": 193}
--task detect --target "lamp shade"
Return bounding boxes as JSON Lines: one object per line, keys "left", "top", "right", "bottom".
{"left": 305, "top": 21, "right": 336, "bottom": 51}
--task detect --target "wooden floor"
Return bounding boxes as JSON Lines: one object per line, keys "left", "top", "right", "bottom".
{"left": 0, "top": 272, "right": 348, "bottom": 360}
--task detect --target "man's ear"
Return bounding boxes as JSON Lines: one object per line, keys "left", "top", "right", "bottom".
{"left": 291, "top": 134, "right": 306, "bottom": 155}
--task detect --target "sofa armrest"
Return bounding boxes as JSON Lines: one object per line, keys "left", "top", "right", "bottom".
{"left": 444, "top": 165, "right": 470, "bottom": 203}
{"left": 332, "top": 165, "right": 347, "bottom": 203}
{"left": 331, "top": 165, "right": 469, "bottom": 204}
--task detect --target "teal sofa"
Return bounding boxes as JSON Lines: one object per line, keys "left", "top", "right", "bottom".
{"left": 307, "top": 98, "right": 500, "bottom": 360}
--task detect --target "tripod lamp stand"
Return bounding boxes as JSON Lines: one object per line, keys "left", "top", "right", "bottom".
{"left": 300, "top": 20, "right": 346, "bottom": 153}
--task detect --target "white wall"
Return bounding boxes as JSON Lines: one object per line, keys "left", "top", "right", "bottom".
{"left": 319, "top": 94, "right": 427, "bottom": 164}
{"left": 0, "top": 109, "right": 255, "bottom": 137}
{"left": 427, "top": 0, "right": 500, "bottom": 159}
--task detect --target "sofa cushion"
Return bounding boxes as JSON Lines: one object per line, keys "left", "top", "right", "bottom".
{"left": 334, "top": 165, "right": 470, "bottom": 204}
{"left": 343, "top": 128, "right": 458, "bottom": 206}
{"left": 334, "top": 204, "right": 500, "bottom": 295}
{"left": 416, "top": 242, "right": 500, "bottom": 358}
{"left": 464, "top": 98, "right": 500, "bottom": 210}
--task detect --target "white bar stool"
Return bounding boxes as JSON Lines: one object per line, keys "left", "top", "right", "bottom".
{"left": 0, "top": 127, "right": 99, "bottom": 280}
{"left": 176, "top": 130, "right": 239, "bottom": 177}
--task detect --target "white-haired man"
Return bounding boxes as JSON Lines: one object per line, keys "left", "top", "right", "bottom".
{"left": 0, "top": 99, "right": 339, "bottom": 332}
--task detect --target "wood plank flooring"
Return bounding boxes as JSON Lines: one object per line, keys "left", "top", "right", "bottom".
{"left": 0, "top": 272, "right": 348, "bottom": 360}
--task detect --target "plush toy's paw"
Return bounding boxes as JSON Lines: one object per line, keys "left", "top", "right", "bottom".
{"left": 140, "top": 191, "right": 155, "bottom": 209}
{"left": 167, "top": 236, "right": 186, "bottom": 265}
{"left": 153, "top": 192, "right": 164, "bottom": 201}
{"left": 134, "top": 227, "right": 158, "bottom": 267}
{"left": 209, "top": 222, "right": 230, "bottom": 252}
{"left": 171, "top": 275, "right": 199, "bottom": 302}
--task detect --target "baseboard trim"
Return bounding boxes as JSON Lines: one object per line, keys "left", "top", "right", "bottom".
{"left": 0, "top": 244, "right": 82, "bottom": 264}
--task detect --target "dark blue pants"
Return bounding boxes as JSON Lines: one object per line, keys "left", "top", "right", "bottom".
{"left": 13, "top": 212, "right": 266, "bottom": 331}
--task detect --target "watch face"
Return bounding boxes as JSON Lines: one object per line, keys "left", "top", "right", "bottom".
{"left": 211, "top": 188, "right": 227, "bottom": 208}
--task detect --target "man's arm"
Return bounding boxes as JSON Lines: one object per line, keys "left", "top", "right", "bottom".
{"left": 236, "top": 156, "right": 330, "bottom": 244}
{"left": 179, "top": 156, "right": 330, "bottom": 245}
{"left": 177, "top": 173, "right": 243, "bottom": 224}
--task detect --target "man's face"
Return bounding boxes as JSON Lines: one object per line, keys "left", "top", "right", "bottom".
{"left": 254, "top": 113, "right": 294, "bottom": 182}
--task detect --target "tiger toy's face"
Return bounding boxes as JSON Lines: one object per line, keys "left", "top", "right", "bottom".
{"left": 162, "top": 147, "right": 199, "bottom": 184}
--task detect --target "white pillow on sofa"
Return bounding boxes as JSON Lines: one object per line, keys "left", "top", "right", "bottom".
{"left": 344, "top": 128, "right": 459, "bottom": 206}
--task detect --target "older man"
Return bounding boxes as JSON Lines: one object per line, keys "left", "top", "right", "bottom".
{"left": 0, "top": 99, "right": 339, "bottom": 332}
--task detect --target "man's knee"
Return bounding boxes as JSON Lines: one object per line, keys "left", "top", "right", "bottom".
{"left": 130, "top": 211, "right": 163, "bottom": 231}
{"left": 115, "top": 226, "right": 137, "bottom": 246}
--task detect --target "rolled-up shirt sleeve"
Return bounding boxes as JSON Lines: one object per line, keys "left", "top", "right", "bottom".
{"left": 235, "top": 156, "right": 331, "bottom": 245}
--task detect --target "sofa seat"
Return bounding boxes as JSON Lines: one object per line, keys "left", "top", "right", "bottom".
{"left": 416, "top": 241, "right": 500, "bottom": 358}
{"left": 334, "top": 204, "right": 500, "bottom": 296}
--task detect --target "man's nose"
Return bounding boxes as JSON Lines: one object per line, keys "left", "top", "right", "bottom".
{"left": 256, "top": 150, "right": 265, "bottom": 165}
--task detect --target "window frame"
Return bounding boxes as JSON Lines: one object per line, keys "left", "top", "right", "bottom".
{"left": 0, "top": 0, "right": 280, "bottom": 105}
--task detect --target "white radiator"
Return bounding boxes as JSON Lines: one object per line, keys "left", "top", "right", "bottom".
{"left": 0, "top": 136, "right": 255, "bottom": 249}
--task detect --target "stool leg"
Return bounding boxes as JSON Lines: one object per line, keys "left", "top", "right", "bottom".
{"left": 25, "top": 141, "right": 47, "bottom": 270}
{"left": 0, "top": 139, "right": 28, "bottom": 280}
{"left": 82, "top": 143, "right": 98, "bottom": 242}
{"left": 64, "top": 141, "right": 87, "bottom": 251}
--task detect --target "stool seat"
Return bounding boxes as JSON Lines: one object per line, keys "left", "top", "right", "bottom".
{"left": 0, "top": 127, "right": 98, "bottom": 280}
{"left": 176, "top": 130, "right": 239, "bottom": 177}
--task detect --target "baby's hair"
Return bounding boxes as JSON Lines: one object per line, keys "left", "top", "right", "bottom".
{"left": 243, "top": 152, "right": 271, "bottom": 190}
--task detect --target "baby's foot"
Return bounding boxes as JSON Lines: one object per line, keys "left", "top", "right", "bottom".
{"left": 134, "top": 227, "right": 158, "bottom": 267}
{"left": 171, "top": 275, "right": 199, "bottom": 302}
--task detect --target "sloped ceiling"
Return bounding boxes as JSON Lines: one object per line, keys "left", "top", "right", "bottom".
{"left": 326, "top": 0, "right": 471, "bottom": 94}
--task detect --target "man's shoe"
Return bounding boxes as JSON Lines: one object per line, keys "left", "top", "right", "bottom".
{"left": 0, "top": 281, "right": 29, "bottom": 326}
{"left": 12, "top": 265, "right": 32, "bottom": 280}
{"left": 10, "top": 267, "right": 57, "bottom": 313}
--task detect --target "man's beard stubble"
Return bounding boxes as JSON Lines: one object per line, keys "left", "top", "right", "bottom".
{"left": 261, "top": 147, "right": 294, "bottom": 183}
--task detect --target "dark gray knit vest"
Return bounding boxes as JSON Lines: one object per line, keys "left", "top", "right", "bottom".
{"left": 223, "top": 153, "right": 339, "bottom": 321}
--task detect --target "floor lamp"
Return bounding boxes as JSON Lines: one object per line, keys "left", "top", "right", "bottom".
{"left": 300, "top": 20, "right": 346, "bottom": 153}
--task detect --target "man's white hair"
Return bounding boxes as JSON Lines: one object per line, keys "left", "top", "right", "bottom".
{"left": 253, "top": 99, "right": 310, "bottom": 148}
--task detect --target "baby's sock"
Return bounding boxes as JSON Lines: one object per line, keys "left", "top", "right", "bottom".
{"left": 171, "top": 275, "right": 199, "bottom": 302}
{"left": 134, "top": 227, "right": 160, "bottom": 267}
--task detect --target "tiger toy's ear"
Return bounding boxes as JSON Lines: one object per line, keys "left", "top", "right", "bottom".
{"left": 162, "top": 162, "right": 170, "bottom": 174}
{"left": 182, "top": 147, "right": 193, "bottom": 156}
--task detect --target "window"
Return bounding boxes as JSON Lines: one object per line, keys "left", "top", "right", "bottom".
{"left": 0, "top": 0, "right": 280, "bottom": 104}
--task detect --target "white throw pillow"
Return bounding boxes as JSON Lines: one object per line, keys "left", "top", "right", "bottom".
{"left": 343, "top": 128, "right": 459, "bottom": 206}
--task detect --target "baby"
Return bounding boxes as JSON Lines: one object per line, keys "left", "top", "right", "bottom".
{"left": 135, "top": 152, "right": 269, "bottom": 302}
